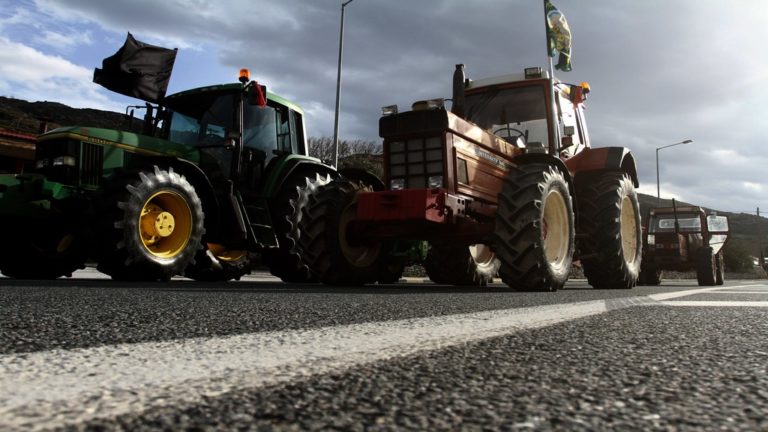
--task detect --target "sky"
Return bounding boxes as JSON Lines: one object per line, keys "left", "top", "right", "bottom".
{"left": 0, "top": 0, "right": 766, "bottom": 214}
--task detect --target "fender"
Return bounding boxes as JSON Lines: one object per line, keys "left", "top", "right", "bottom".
{"left": 339, "top": 167, "right": 385, "bottom": 191}
{"left": 263, "top": 156, "right": 338, "bottom": 198}
{"left": 513, "top": 152, "right": 574, "bottom": 191}
{"left": 564, "top": 147, "right": 639, "bottom": 187}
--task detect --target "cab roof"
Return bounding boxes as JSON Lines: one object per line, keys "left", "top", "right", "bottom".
{"left": 163, "top": 83, "right": 304, "bottom": 115}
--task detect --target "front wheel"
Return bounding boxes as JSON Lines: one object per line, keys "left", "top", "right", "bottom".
{"left": 291, "top": 178, "right": 389, "bottom": 285}
{"left": 424, "top": 243, "right": 498, "bottom": 286}
{"left": 577, "top": 173, "right": 641, "bottom": 289}
{"left": 97, "top": 166, "right": 205, "bottom": 281}
{"left": 185, "top": 243, "right": 253, "bottom": 282}
{"left": 494, "top": 164, "right": 574, "bottom": 291}
{"left": 696, "top": 247, "right": 717, "bottom": 286}
{"left": 715, "top": 252, "right": 725, "bottom": 285}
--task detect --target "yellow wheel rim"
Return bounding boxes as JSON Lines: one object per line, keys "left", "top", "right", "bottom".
{"left": 542, "top": 189, "right": 570, "bottom": 272}
{"left": 620, "top": 196, "right": 638, "bottom": 263}
{"left": 139, "top": 190, "right": 192, "bottom": 258}
{"left": 207, "top": 243, "right": 246, "bottom": 262}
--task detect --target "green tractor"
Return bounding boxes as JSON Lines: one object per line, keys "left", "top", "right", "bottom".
{"left": 0, "top": 67, "right": 359, "bottom": 282}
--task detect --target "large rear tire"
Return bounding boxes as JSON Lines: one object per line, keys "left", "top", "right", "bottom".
{"left": 424, "top": 243, "right": 498, "bottom": 286}
{"left": 576, "top": 173, "right": 641, "bottom": 289}
{"left": 263, "top": 173, "right": 332, "bottom": 283}
{"left": 494, "top": 164, "right": 574, "bottom": 291}
{"left": 696, "top": 247, "right": 716, "bottom": 286}
{"left": 97, "top": 166, "right": 205, "bottom": 281}
{"left": 292, "top": 178, "right": 389, "bottom": 285}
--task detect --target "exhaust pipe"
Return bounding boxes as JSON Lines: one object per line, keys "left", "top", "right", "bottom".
{"left": 451, "top": 64, "right": 466, "bottom": 118}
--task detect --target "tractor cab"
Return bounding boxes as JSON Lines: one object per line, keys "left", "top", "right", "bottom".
{"left": 162, "top": 79, "right": 307, "bottom": 191}
{"left": 462, "top": 67, "right": 591, "bottom": 159}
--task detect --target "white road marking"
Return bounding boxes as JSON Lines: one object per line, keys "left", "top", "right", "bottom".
{"left": 659, "top": 301, "right": 768, "bottom": 307}
{"left": 2, "top": 284, "right": 766, "bottom": 430}
{"left": 706, "top": 291, "right": 768, "bottom": 294}
{"left": 648, "top": 287, "right": 727, "bottom": 301}
{"left": 0, "top": 300, "right": 607, "bottom": 430}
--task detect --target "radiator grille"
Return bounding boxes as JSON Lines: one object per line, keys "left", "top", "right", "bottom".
{"left": 387, "top": 136, "right": 444, "bottom": 189}
{"left": 79, "top": 142, "right": 103, "bottom": 186}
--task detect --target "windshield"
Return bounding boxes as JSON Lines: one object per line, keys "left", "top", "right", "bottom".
{"left": 167, "top": 90, "right": 290, "bottom": 169}
{"left": 464, "top": 85, "right": 549, "bottom": 148}
{"left": 649, "top": 214, "right": 702, "bottom": 233}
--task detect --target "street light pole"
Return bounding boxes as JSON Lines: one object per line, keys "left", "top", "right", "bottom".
{"left": 333, "top": 0, "right": 355, "bottom": 168}
{"left": 656, "top": 139, "right": 693, "bottom": 206}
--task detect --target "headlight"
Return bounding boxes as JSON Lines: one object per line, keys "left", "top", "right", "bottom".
{"left": 390, "top": 178, "right": 405, "bottom": 190}
{"left": 53, "top": 156, "right": 76, "bottom": 167}
{"left": 647, "top": 234, "right": 655, "bottom": 245}
{"left": 428, "top": 175, "right": 443, "bottom": 188}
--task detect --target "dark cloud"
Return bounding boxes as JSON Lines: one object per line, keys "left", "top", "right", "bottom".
{"left": 29, "top": 0, "right": 768, "bottom": 212}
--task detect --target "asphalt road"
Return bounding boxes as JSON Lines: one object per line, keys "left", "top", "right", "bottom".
{"left": 1, "top": 270, "right": 766, "bottom": 431}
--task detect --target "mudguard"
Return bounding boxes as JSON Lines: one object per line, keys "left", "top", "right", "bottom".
{"left": 564, "top": 147, "right": 639, "bottom": 187}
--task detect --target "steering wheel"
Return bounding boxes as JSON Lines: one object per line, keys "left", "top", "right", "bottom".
{"left": 492, "top": 126, "right": 526, "bottom": 142}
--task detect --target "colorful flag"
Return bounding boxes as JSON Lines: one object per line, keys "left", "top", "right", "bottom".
{"left": 545, "top": 1, "right": 572, "bottom": 72}
{"left": 93, "top": 33, "right": 177, "bottom": 103}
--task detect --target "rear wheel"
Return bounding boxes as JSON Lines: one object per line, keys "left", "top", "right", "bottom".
{"left": 424, "top": 243, "right": 498, "bottom": 286}
{"left": 696, "top": 247, "right": 716, "bottom": 286}
{"left": 0, "top": 224, "right": 87, "bottom": 279}
{"left": 292, "top": 178, "right": 389, "bottom": 285}
{"left": 494, "top": 164, "right": 574, "bottom": 291}
{"left": 577, "top": 173, "right": 641, "bottom": 289}
{"left": 97, "top": 166, "right": 204, "bottom": 281}
{"left": 185, "top": 243, "right": 253, "bottom": 282}
{"left": 715, "top": 252, "right": 725, "bottom": 285}
{"left": 263, "top": 172, "right": 332, "bottom": 283}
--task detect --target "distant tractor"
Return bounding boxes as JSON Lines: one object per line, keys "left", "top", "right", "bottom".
{"left": 639, "top": 203, "right": 730, "bottom": 286}
{"left": 289, "top": 65, "right": 643, "bottom": 291}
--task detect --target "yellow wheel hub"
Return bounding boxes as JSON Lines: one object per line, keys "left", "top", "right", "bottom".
{"left": 139, "top": 190, "right": 192, "bottom": 258}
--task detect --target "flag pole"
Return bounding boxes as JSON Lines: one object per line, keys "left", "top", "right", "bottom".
{"left": 544, "top": 0, "right": 560, "bottom": 155}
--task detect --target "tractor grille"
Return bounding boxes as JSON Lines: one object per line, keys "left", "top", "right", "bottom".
{"left": 34, "top": 139, "right": 104, "bottom": 187}
{"left": 386, "top": 136, "right": 444, "bottom": 189}
{"left": 79, "top": 142, "right": 103, "bottom": 186}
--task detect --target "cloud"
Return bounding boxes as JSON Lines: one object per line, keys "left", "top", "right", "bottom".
{"left": 0, "top": 0, "right": 765, "bottom": 213}
{"left": 34, "top": 29, "right": 93, "bottom": 50}
{"left": 0, "top": 37, "right": 118, "bottom": 111}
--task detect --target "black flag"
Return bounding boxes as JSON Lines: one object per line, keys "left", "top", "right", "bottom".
{"left": 93, "top": 33, "right": 177, "bottom": 103}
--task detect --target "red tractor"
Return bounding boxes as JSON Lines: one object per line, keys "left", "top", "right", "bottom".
{"left": 290, "top": 65, "right": 642, "bottom": 291}
{"left": 639, "top": 203, "right": 730, "bottom": 286}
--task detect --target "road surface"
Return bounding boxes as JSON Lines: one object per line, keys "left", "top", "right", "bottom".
{"left": 1, "top": 271, "right": 766, "bottom": 430}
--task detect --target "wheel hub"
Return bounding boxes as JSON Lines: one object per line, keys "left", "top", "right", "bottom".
{"left": 138, "top": 191, "right": 192, "bottom": 258}
{"left": 141, "top": 204, "right": 176, "bottom": 243}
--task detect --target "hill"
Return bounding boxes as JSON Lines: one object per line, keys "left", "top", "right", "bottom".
{"left": 0, "top": 96, "right": 142, "bottom": 134}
